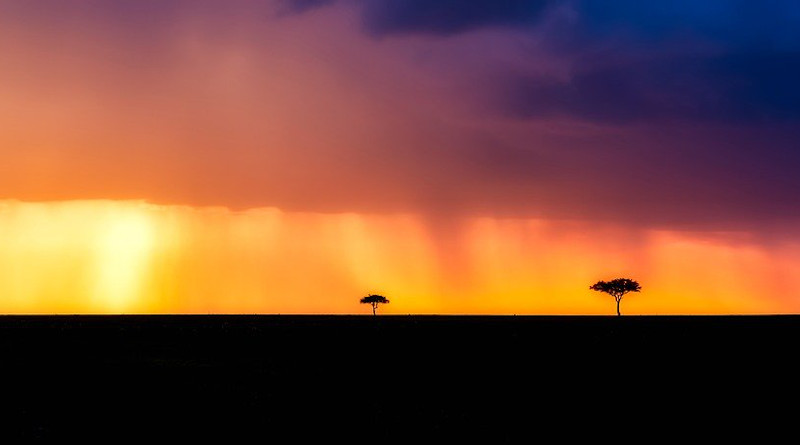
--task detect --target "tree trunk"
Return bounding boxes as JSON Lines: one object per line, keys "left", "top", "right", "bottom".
{"left": 372, "top": 304, "right": 377, "bottom": 316}
{"left": 616, "top": 298, "right": 621, "bottom": 316}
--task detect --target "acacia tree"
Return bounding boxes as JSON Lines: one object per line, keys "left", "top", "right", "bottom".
{"left": 360, "top": 294, "right": 389, "bottom": 316}
{"left": 590, "top": 278, "right": 641, "bottom": 316}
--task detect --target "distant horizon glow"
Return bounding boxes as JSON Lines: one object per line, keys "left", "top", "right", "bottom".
{"left": 0, "top": 200, "right": 795, "bottom": 315}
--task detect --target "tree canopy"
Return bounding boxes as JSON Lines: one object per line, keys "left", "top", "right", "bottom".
{"left": 360, "top": 294, "right": 389, "bottom": 305}
{"left": 590, "top": 278, "right": 641, "bottom": 299}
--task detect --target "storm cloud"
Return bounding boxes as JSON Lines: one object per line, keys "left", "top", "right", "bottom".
{"left": 1, "top": 0, "right": 799, "bottom": 231}
{"left": 360, "top": 0, "right": 553, "bottom": 36}
{"left": 506, "top": 52, "right": 800, "bottom": 123}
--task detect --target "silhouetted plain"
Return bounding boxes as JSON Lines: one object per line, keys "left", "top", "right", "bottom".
{"left": 1, "top": 315, "right": 796, "bottom": 441}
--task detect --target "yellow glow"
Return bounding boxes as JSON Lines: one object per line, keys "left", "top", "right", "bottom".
{"left": 0, "top": 200, "right": 797, "bottom": 314}
{"left": 91, "top": 210, "right": 155, "bottom": 312}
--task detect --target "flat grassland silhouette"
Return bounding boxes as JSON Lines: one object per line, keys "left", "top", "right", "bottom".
{"left": 1, "top": 315, "right": 796, "bottom": 440}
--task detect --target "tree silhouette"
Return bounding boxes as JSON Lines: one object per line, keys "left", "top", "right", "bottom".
{"left": 360, "top": 294, "right": 389, "bottom": 316}
{"left": 590, "top": 278, "right": 641, "bottom": 316}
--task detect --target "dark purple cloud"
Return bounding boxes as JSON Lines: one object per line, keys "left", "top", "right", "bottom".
{"left": 343, "top": 0, "right": 800, "bottom": 49}
{"left": 360, "top": 0, "right": 553, "bottom": 36}
{"left": 284, "top": 0, "right": 553, "bottom": 34}
{"left": 289, "top": 0, "right": 800, "bottom": 125}
{"left": 505, "top": 52, "right": 800, "bottom": 123}
{"left": 281, "top": 0, "right": 336, "bottom": 14}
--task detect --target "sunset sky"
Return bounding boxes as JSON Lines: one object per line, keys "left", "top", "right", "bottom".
{"left": 1, "top": 0, "right": 799, "bottom": 314}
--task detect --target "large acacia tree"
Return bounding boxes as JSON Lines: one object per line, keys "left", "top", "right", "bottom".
{"left": 590, "top": 278, "right": 641, "bottom": 316}
{"left": 360, "top": 294, "right": 389, "bottom": 315}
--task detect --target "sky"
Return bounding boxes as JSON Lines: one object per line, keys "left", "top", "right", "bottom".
{"left": 0, "top": 0, "right": 799, "bottom": 314}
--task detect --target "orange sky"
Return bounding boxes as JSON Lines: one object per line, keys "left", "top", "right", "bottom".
{"left": 0, "top": 199, "right": 796, "bottom": 314}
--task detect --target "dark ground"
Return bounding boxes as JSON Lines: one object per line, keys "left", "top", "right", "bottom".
{"left": 0, "top": 315, "right": 797, "bottom": 441}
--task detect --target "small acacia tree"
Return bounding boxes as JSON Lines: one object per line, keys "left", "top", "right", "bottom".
{"left": 590, "top": 278, "right": 641, "bottom": 316}
{"left": 360, "top": 294, "right": 389, "bottom": 316}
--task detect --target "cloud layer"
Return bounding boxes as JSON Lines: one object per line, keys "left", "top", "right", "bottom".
{"left": 0, "top": 0, "right": 798, "bottom": 230}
